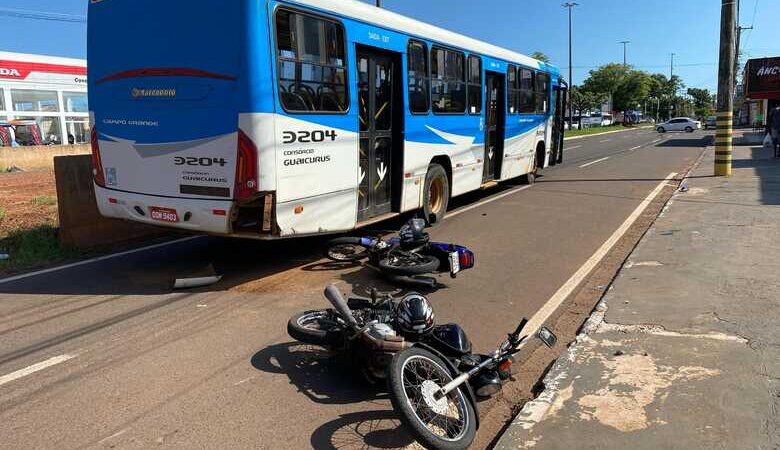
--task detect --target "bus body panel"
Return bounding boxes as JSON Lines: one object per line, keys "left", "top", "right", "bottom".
{"left": 89, "top": 0, "right": 560, "bottom": 238}
{"left": 88, "top": 0, "right": 245, "bottom": 206}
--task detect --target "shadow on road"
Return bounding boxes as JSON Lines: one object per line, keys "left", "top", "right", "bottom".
{"left": 251, "top": 342, "right": 387, "bottom": 406}
{"left": 310, "top": 410, "right": 415, "bottom": 450}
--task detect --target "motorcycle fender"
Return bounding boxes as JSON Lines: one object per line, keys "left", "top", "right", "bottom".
{"left": 410, "top": 342, "right": 481, "bottom": 430}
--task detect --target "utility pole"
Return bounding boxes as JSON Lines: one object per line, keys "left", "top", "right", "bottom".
{"left": 375, "top": 0, "right": 381, "bottom": 7}
{"left": 735, "top": 25, "right": 752, "bottom": 87}
{"left": 669, "top": 53, "right": 676, "bottom": 120}
{"left": 563, "top": 2, "right": 578, "bottom": 129}
{"left": 716, "top": 0, "right": 736, "bottom": 177}
{"left": 670, "top": 52, "right": 676, "bottom": 80}
{"left": 619, "top": 41, "right": 630, "bottom": 66}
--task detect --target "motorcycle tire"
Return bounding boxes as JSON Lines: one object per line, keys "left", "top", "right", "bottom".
{"left": 325, "top": 237, "right": 371, "bottom": 262}
{"left": 387, "top": 347, "right": 477, "bottom": 450}
{"left": 287, "top": 309, "right": 345, "bottom": 346}
{"left": 378, "top": 253, "right": 440, "bottom": 276}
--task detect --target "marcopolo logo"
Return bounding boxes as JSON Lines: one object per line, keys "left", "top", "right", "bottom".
{"left": 756, "top": 65, "right": 780, "bottom": 77}
{"left": 131, "top": 88, "right": 177, "bottom": 99}
{"left": 0, "top": 67, "right": 22, "bottom": 78}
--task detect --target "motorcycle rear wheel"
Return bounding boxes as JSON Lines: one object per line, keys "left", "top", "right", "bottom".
{"left": 287, "top": 310, "right": 345, "bottom": 346}
{"left": 378, "top": 252, "right": 440, "bottom": 276}
{"left": 387, "top": 347, "right": 476, "bottom": 450}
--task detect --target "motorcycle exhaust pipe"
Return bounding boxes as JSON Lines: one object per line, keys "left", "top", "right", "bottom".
{"left": 324, "top": 284, "right": 359, "bottom": 328}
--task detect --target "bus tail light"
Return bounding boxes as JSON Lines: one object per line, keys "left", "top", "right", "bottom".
{"left": 91, "top": 127, "right": 106, "bottom": 187}
{"left": 235, "top": 130, "right": 258, "bottom": 201}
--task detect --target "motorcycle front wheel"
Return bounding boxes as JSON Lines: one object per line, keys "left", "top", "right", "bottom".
{"left": 325, "top": 237, "right": 372, "bottom": 262}
{"left": 387, "top": 347, "right": 477, "bottom": 450}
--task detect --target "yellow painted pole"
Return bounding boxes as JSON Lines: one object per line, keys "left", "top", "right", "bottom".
{"left": 715, "top": 111, "right": 733, "bottom": 176}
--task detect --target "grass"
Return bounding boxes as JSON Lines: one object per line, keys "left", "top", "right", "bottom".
{"left": 0, "top": 144, "right": 91, "bottom": 172}
{"left": 0, "top": 207, "right": 5, "bottom": 221}
{"left": 565, "top": 124, "right": 627, "bottom": 138}
{"left": 30, "top": 195, "right": 57, "bottom": 206}
{"left": 0, "top": 224, "right": 79, "bottom": 274}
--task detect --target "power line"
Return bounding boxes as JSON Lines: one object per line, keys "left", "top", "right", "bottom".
{"left": 0, "top": 7, "right": 86, "bottom": 23}
{"left": 561, "top": 62, "right": 717, "bottom": 70}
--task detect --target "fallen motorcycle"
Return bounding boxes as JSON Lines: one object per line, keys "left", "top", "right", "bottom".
{"left": 325, "top": 218, "right": 475, "bottom": 286}
{"left": 386, "top": 320, "right": 558, "bottom": 450}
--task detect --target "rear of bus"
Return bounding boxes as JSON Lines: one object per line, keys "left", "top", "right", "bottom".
{"left": 88, "top": 1, "right": 268, "bottom": 236}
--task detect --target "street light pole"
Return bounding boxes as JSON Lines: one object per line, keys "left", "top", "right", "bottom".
{"left": 563, "top": 2, "right": 578, "bottom": 129}
{"left": 716, "top": 0, "right": 736, "bottom": 177}
{"left": 619, "top": 40, "right": 630, "bottom": 66}
{"left": 375, "top": 0, "right": 381, "bottom": 7}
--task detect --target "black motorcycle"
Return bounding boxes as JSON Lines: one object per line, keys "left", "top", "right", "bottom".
{"left": 325, "top": 218, "right": 475, "bottom": 286}
{"left": 386, "top": 320, "right": 558, "bottom": 450}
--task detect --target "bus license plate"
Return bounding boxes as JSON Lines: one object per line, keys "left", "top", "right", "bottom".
{"left": 150, "top": 207, "right": 179, "bottom": 223}
{"left": 449, "top": 251, "right": 461, "bottom": 275}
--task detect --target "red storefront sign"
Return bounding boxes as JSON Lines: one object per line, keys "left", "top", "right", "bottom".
{"left": 745, "top": 57, "right": 780, "bottom": 100}
{"left": 0, "top": 60, "right": 87, "bottom": 80}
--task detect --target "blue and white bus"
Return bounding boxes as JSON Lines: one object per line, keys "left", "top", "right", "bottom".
{"left": 88, "top": 0, "right": 567, "bottom": 239}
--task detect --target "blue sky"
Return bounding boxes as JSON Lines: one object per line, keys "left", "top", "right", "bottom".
{"left": 2, "top": 0, "right": 779, "bottom": 92}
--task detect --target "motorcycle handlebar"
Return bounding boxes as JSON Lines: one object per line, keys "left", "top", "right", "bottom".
{"left": 511, "top": 318, "right": 529, "bottom": 341}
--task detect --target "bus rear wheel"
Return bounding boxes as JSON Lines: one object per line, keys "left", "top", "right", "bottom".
{"left": 422, "top": 164, "right": 450, "bottom": 226}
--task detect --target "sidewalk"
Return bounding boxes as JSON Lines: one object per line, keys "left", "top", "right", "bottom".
{"left": 496, "top": 143, "right": 779, "bottom": 449}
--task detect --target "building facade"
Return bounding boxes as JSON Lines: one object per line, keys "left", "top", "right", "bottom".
{"left": 741, "top": 57, "right": 780, "bottom": 127}
{"left": 0, "top": 51, "right": 88, "bottom": 146}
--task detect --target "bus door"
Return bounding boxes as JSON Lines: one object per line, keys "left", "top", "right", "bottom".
{"left": 483, "top": 72, "right": 505, "bottom": 183}
{"left": 551, "top": 80, "right": 567, "bottom": 165}
{"left": 356, "top": 46, "right": 401, "bottom": 221}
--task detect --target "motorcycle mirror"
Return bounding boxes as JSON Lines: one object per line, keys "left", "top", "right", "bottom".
{"left": 324, "top": 284, "right": 358, "bottom": 327}
{"left": 538, "top": 327, "right": 558, "bottom": 349}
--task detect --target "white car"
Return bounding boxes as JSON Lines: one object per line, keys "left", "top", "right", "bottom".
{"left": 656, "top": 117, "right": 701, "bottom": 133}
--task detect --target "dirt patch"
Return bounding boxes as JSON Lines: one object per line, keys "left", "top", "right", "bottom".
{"left": 0, "top": 171, "right": 59, "bottom": 238}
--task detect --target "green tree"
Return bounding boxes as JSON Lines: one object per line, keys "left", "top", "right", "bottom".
{"left": 687, "top": 88, "right": 715, "bottom": 118}
{"left": 569, "top": 86, "right": 606, "bottom": 126}
{"left": 582, "top": 63, "right": 629, "bottom": 99}
{"left": 531, "top": 52, "right": 551, "bottom": 64}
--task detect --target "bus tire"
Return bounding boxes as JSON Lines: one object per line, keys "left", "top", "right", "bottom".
{"left": 422, "top": 163, "right": 450, "bottom": 226}
{"left": 523, "top": 154, "right": 538, "bottom": 185}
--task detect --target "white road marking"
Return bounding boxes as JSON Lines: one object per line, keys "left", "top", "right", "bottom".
{"left": 566, "top": 145, "right": 582, "bottom": 151}
{"left": 651, "top": 139, "right": 662, "bottom": 143}
{"left": 0, "top": 236, "right": 201, "bottom": 285}
{"left": 599, "top": 139, "right": 612, "bottom": 143}
{"left": 629, "top": 145, "right": 643, "bottom": 151}
{"left": 447, "top": 185, "right": 532, "bottom": 219}
{"left": 519, "top": 172, "right": 678, "bottom": 343}
{"left": 579, "top": 157, "right": 610, "bottom": 168}
{"left": 0, "top": 354, "right": 76, "bottom": 387}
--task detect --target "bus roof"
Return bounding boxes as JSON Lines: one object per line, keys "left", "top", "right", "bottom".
{"left": 284, "top": 0, "right": 558, "bottom": 74}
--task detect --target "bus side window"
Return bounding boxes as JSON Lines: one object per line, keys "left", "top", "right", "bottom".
{"left": 275, "top": 9, "right": 348, "bottom": 113}
{"left": 431, "top": 47, "right": 466, "bottom": 114}
{"left": 408, "top": 40, "right": 430, "bottom": 114}
{"left": 508, "top": 65, "right": 518, "bottom": 114}
{"left": 467, "top": 55, "right": 482, "bottom": 115}
{"left": 519, "top": 68, "right": 535, "bottom": 114}
{"left": 535, "top": 72, "right": 550, "bottom": 114}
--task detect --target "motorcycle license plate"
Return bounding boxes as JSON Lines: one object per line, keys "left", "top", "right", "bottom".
{"left": 149, "top": 207, "right": 179, "bottom": 223}
{"left": 449, "top": 251, "right": 461, "bottom": 275}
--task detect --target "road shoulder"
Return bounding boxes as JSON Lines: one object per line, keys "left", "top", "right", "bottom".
{"left": 495, "top": 143, "right": 780, "bottom": 449}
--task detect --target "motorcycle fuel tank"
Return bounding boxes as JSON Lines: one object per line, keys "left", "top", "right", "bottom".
{"left": 432, "top": 324, "right": 472, "bottom": 356}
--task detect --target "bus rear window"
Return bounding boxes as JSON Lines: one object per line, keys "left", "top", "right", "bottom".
{"left": 276, "top": 9, "right": 348, "bottom": 113}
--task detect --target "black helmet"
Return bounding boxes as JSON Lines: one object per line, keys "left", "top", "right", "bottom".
{"left": 399, "top": 218, "right": 429, "bottom": 246}
{"left": 396, "top": 293, "right": 435, "bottom": 335}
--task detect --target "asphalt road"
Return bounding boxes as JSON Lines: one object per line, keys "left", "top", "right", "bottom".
{"left": 0, "top": 128, "right": 709, "bottom": 450}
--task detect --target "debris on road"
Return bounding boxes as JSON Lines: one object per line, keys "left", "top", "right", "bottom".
{"left": 172, "top": 264, "right": 222, "bottom": 290}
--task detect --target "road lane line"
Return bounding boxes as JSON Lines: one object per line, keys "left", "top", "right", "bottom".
{"left": 599, "top": 139, "right": 612, "bottom": 143}
{"left": 447, "top": 185, "right": 532, "bottom": 219}
{"left": 629, "top": 145, "right": 642, "bottom": 151}
{"left": 519, "top": 172, "right": 678, "bottom": 344}
{"left": 565, "top": 145, "right": 582, "bottom": 151}
{"left": 0, "top": 236, "right": 202, "bottom": 286}
{"left": 0, "top": 354, "right": 76, "bottom": 387}
{"left": 579, "top": 157, "right": 610, "bottom": 168}
{"left": 651, "top": 138, "right": 662, "bottom": 143}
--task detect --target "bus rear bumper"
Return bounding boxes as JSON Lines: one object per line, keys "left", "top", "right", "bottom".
{"left": 95, "top": 185, "right": 233, "bottom": 234}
